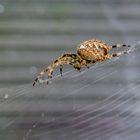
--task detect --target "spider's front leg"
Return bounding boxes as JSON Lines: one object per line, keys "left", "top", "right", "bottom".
{"left": 33, "top": 53, "right": 83, "bottom": 86}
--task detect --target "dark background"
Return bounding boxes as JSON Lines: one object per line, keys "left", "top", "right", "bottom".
{"left": 0, "top": 0, "right": 140, "bottom": 140}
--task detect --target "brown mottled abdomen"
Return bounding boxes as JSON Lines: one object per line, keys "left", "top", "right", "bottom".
{"left": 77, "top": 39, "right": 111, "bottom": 61}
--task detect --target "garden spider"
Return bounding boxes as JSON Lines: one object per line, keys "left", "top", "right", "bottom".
{"left": 33, "top": 39, "right": 132, "bottom": 86}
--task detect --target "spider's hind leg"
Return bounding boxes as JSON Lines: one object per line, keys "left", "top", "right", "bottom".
{"left": 111, "top": 49, "right": 132, "bottom": 58}
{"left": 111, "top": 44, "right": 131, "bottom": 48}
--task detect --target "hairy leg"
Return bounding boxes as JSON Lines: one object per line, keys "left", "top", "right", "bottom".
{"left": 111, "top": 44, "right": 131, "bottom": 48}
{"left": 33, "top": 53, "right": 83, "bottom": 86}
{"left": 60, "top": 65, "right": 63, "bottom": 76}
{"left": 111, "top": 49, "right": 132, "bottom": 58}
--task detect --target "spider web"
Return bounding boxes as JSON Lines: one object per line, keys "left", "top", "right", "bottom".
{"left": 0, "top": 42, "right": 140, "bottom": 140}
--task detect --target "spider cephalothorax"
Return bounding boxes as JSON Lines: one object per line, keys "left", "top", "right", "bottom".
{"left": 33, "top": 39, "right": 131, "bottom": 86}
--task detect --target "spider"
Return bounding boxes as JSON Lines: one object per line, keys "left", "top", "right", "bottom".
{"left": 33, "top": 39, "right": 132, "bottom": 86}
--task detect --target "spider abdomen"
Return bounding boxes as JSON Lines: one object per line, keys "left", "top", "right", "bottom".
{"left": 77, "top": 39, "right": 111, "bottom": 61}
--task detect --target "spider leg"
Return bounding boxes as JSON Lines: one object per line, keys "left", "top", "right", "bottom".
{"left": 85, "top": 64, "right": 90, "bottom": 69}
{"left": 60, "top": 65, "right": 63, "bottom": 76}
{"left": 111, "top": 44, "right": 131, "bottom": 48}
{"left": 84, "top": 60, "right": 96, "bottom": 69}
{"left": 33, "top": 68, "right": 49, "bottom": 86}
{"left": 33, "top": 78, "right": 38, "bottom": 86}
{"left": 111, "top": 49, "right": 132, "bottom": 58}
{"left": 33, "top": 53, "right": 83, "bottom": 86}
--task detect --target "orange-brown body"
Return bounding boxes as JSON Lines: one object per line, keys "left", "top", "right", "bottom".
{"left": 77, "top": 39, "right": 111, "bottom": 62}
